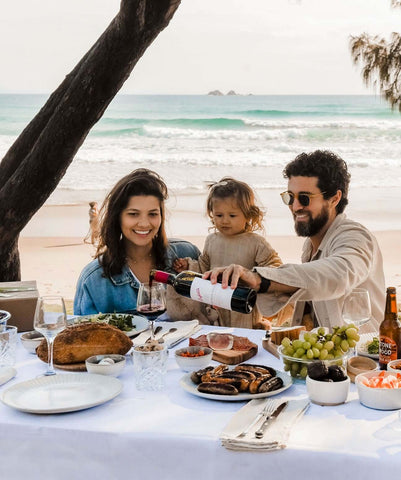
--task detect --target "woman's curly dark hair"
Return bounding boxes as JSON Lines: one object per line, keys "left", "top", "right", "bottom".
{"left": 283, "top": 150, "right": 351, "bottom": 214}
{"left": 95, "top": 169, "right": 168, "bottom": 278}
{"left": 206, "top": 177, "right": 264, "bottom": 232}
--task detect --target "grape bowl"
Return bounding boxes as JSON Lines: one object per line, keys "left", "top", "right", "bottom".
{"left": 278, "top": 346, "right": 347, "bottom": 380}
{"left": 277, "top": 326, "right": 357, "bottom": 380}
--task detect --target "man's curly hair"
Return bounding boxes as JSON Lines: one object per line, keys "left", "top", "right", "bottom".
{"left": 283, "top": 150, "right": 351, "bottom": 214}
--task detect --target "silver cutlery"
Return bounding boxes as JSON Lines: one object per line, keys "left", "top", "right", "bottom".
{"left": 236, "top": 399, "right": 281, "bottom": 438}
{"left": 158, "top": 327, "right": 178, "bottom": 343}
{"left": 255, "top": 400, "right": 288, "bottom": 439}
{"left": 145, "top": 325, "right": 163, "bottom": 343}
{"left": 168, "top": 326, "right": 202, "bottom": 348}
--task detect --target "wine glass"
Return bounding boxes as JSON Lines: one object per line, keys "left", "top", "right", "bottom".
{"left": 342, "top": 288, "right": 372, "bottom": 356}
{"left": 34, "top": 296, "right": 67, "bottom": 376}
{"left": 136, "top": 282, "right": 167, "bottom": 341}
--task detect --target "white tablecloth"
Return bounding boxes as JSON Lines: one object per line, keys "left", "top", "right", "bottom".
{"left": 1, "top": 325, "right": 400, "bottom": 480}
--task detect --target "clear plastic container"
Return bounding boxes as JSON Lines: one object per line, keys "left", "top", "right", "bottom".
{"left": 206, "top": 332, "right": 234, "bottom": 350}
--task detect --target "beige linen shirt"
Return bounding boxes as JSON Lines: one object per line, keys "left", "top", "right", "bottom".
{"left": 254, "top": 214, "right": 385, "bottom": 332}
{"left": 169, "top": 232, "right": 282, "bottom": 329}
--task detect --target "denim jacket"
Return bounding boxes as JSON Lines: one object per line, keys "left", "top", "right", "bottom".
{"left": 73, "top": 239, "right": 200, "bottom": 315}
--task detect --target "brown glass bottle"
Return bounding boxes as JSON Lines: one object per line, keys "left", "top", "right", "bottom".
{"left": 379, "top": 287, "right": 401, "bottom": 370}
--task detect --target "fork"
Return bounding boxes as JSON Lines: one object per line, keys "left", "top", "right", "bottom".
{"left": 236, "top": 398, "right": 281, "bottom": 438}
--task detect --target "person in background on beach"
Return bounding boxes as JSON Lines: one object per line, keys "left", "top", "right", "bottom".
{"left": 74, "top": 169, "right": 200, "bottom": 315}
{"left": 203, "top": 150, "right": 385, "bottom": 332}
{"left": 172, "top": 177, "right": 293, "bottom": 329}
{"left": 83, "top": 201, "right": 100, "bottom": 245}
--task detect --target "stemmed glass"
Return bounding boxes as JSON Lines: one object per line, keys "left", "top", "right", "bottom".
{"left": 34, "top": 295, "right": 67, "bottom": 376}
{"left": 136, "top": 283, "right": 167, "bottom": 341}
{"left": 342, "top": 288, "right": 372, "bottom": 356}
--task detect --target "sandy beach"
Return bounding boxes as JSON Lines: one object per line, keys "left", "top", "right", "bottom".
{"left": 18, "top": 203, "right": 401, "bottom": 306}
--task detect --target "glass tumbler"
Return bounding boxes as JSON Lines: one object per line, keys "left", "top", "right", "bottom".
{"left": 0, "top": 325, "right": 18, "bottom": 367}
{"left": 133, "top": 345, "right": 168, "bottom": 391}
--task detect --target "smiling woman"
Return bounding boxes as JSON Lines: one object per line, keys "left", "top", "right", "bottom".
{"left": 73, "top": 169, "right": 200, "bottom": 316}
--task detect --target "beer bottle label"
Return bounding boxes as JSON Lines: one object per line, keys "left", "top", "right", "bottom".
{"left": 379, "top": 335, "right": 398, "bottom": 364}
{"left": 190, "top": 277, "right": 233, "bottom": 310}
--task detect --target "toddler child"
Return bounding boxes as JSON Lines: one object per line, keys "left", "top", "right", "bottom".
{"left": 172, "top": 177, "right": 291, "bottom": 329}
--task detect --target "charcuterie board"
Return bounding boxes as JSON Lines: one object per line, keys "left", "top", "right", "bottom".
{"left": 212, "top": 342, "right": 258, "bottom": 365}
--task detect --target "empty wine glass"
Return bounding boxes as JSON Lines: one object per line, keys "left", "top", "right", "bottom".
{"left": 342, "top": 288, "right": 372, "bottom": 356}
{"left": 34, "top": 296, "right": 67, "bottom": 376}
{"left": 136, "top": 283, "right": 166, "bottom": 341}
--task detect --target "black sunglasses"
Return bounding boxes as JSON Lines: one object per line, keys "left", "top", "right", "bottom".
{"left": 280, "top": 191, "right": 326, "bottom": 207}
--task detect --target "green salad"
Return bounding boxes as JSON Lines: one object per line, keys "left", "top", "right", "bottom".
{"left": 367, "top": 337, "right": 379, "bottom": 355}
{"left": 74, "top": 313, "right": 135, "bottom": 332}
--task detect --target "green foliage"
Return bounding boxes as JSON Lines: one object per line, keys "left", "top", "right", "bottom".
{"left": 350, "top": 1, "right": 401, "bottom": 112}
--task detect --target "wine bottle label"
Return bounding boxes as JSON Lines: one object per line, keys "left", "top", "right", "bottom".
{"left": 190, "top": 277, "right": 233, "bottom": 310}
{"left": 379, "top": 335, "right": 398, "bottom": 364}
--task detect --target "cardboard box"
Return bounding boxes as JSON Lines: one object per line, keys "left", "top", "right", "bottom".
{"left": 0, "top": 281, "right": 39, "bottom": 332}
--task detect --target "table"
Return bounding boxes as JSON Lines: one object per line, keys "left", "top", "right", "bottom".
{"left": 1, "top": 325, "right": 400, "bottom": 480}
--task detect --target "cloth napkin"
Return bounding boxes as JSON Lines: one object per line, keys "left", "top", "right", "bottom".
{"left": 132, "top": 320, "right": 201, "bottom": 348}
{"left": 220, "top": 396, "right": 310, "bottom": 451}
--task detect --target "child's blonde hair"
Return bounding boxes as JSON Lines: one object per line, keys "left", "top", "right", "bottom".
{"left": 206, "top": 177, "right": 264, "bottom": 232}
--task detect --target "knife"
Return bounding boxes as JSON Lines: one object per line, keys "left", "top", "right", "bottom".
{"left": 255, "top": 400, "right": 288, "bottom": 439}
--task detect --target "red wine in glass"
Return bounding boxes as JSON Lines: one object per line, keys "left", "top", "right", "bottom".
{"left": 137, "top": 304, "right": 166, "bottom": 321}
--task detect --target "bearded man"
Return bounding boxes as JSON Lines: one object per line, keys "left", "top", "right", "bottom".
{"left": 204, "top": 150, "right": 385, "bottom": 331}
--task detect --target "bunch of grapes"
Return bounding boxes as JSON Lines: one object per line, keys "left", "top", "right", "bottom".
{"left": 280, "top": 325, "right": 360, "bottom": 378}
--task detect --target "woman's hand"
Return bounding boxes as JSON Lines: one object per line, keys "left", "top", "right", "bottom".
{"left": 173, "top": 258, "right": 188, "bottom": 273}
{"left": 203, "top": 264, "right": 261, "bottom": 290}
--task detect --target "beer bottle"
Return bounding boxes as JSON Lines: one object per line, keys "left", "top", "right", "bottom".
{"left": 379, "top": 287, "right": 401, "bottom": 370}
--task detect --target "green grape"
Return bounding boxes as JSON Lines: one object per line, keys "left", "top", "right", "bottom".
{"left": 290, "top": 363, "right": 300, "bottom": 376}
{"left": 307, "top": 349, "right": 314, "bottom": 359}
{"left": 312, "top": 347, "right": 320, "bottom": 358}
{"left": 348, "top": 339, "right": 356, "bottom": 348}
{"left": 341, "top": 339, "right": 350, "bottom": 352}
{"left": 323, "top": 341, "right": 334, "bottom": 352}
{"left": 284, "top": 346, "right": 295, "bottom": 356}
{"left": 309, "top": 336, "right": 317, "bottom": 346}
{"left": 345, "top": 323, "right": 356, "bottom": 330}
{"left": 295, "top": 348, "right": 305, "bottom": 356}
{"left": 326, "top": 353, "right": 334, "bottom": 360}
{"left": 317, "top": 327, "right": 326, "bottom": 336}
{"left": 284, "top": 363, "right": 291, "bottom": 371}
{"left": 300, "top": 366, "right": 308, "bottom": 378}
{"left": 303, "top": 333, "right": 311, "bottom": 342}
{"left": 315, "top": 342, "right": 323, "bottom": 350}
{"left": 333, "top": 334, "right": 341, "bottom": 346}
{"left": 281, "top": 337, "right": 292, "bottom": 347}
{"left": 292, "top": 339, "right": 303, "bottom": 350}
{"left": 301, "top": 354, "right": 308, "bottom": 360}
{"left": 345, "top": 328, "right": 359, "bottom": 341}
{"left": 325, "top": 334, "right": 332, "bottom": 341}
{"left": 334, "top": 348, "right": 343, "bottom": 358}
{"left": 319, "top": 348, "right": 328, "bottom": 360}
{"left": 302, "top": 341, "right": 311, "bottom": 350}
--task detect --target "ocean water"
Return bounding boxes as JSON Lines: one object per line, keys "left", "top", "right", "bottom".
{"left": 1, "top": 94, "right": 401, "bottom": 234}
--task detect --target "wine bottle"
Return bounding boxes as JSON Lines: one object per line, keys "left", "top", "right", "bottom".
{"left": 151, "top": 270, "right": 256, "bottom": 314}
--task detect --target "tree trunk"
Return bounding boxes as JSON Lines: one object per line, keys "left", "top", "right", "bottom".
{"left": 0, "top": 0, "right": 181, "bottom": 281}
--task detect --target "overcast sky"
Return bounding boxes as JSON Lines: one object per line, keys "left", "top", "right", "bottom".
{"left": 1, "top": 0, "right": 401, "bottom": 95}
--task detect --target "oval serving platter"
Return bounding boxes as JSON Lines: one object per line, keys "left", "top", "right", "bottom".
{"left": 180, "top": 370, "right": 292, "bottom": 402}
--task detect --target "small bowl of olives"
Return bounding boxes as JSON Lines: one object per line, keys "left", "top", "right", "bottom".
{"left": 306, "top": 361, "right": 350, "bottom": 406}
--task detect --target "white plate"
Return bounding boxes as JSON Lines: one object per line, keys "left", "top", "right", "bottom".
{"left": 1, "top": 373, "right": 122, "bottom": 414}
{"left": 357, "top": 332, "right": 379, "bottom": 359}
{"left": 70, "top": 314, "right": 148, "bottom": 337}
{"left": 180, "top": 370, "right": 292, "bottom": 402}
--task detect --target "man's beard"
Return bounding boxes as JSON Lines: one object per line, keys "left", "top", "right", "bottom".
{"left": 293, "top": 206, "right": 329, "bottom": 237}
